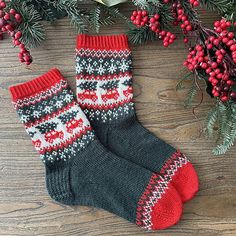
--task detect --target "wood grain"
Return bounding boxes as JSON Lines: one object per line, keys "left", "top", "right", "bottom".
{"left": 0, "top": 7, "right": 236, "bottom": 236}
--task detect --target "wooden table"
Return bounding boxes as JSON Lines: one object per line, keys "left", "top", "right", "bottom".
{"left": 0, "top": 9, "right": 236, "bottom": 236}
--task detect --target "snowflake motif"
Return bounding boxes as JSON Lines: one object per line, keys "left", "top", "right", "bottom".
{"left": 93, "top": 61, "right": 98, "bottom": 66}
{"left": 89, "top": 110, "right": 95, "bottom": 119}
{"left": 86, "top": 64, "right": 94, "bottom": 74}
{"left": 97, "top": 64, "right": 106, "bottom": 75}
{"left": 64, "top": 93, "right": 73, "bottom": 102}
{"left": 61, "top": 153, "right": 67, "bottom": 159}
{"left": 17, "top": 109, "right": 23, "bottom": 115}
{"left": 123, "top": 105, "right": 130, "bottom": 113}
{"left": 48, "top": 100, "right": 55, "bottom": 106}
{"left": 107, "top": 110, "right": 112, "bottom": 115}
{"left": 20, "top": 114, "right": 30, "bottom": 123}
{"left": 81, "top": 59, "right": 87, "bottom": 65}
{"left": 73, "top": 142, "right": 78, "bottom": 148}
{"left": 98, "top": 58, "right": 104, "bottom": 63}
{"left": 25, "top": 109, "right": 31, "bottom": 115}
{"left": 33, "top": 110, "right": 41, "bottom": 118}
{"left": 78, "top": 141, "right": 85, "bottom": 148}
{"left": 55, "top": 100, "right": 63, "bottom": 108}
{"left": 110, "top": 58, "right": 114, "bottom": 63}
{"left": 108, "top": 64, "right": 117, "bottom": 74}
{"left": 119, "top": 60, "right": 129, "bottom": 72}
{"left": 113, "top": 111, "right": 119, "bottom": 119}
{"left": 87, "top": 57, "right": 92, "bottom": 63}
{"left": 30, "top": 105, "right": 36, "bottom": 111}
{"left": 101, "top": 112, "right": 107, "bottom": 121}
{"left": 44, "top": 106, "right": 52, "bottom": 114}
{"left": 71, "top": 147, "right": 76, "bottom": 154}
{"left": 76, "top": 63, "right": 84, "bottom": 74}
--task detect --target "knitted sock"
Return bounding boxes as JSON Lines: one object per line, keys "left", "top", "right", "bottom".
{"left": 76, "top": 34, "right": 199, "bottom": 203}
{"left": 9, "top": 68, "right": 183, "bottom": 230}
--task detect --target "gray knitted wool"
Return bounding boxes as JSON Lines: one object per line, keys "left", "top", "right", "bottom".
{"left": 9, "top": 68, "right": 183, "bottom": 230}
{"left": 75, "top": 34, "right": 199, "bottom": 203}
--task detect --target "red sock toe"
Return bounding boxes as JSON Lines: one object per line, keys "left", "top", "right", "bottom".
{"left": 171, "top": 162, "right": 199, "bottom": 203}
{"left": 160, "top": 151, "right": 199, "bottom": 203}
{"left": 136, "top": 175, "right": 183, "bottom": 230}
{"left": 151, "top": 184, "right": 183, "bottom": 230}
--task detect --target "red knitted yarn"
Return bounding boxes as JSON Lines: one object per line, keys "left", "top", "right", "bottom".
{"left": 77, "top": 34, "right": 130, "bottom": 50}
{"left": 9, "top": 68, "right": 63, "bottom": 101}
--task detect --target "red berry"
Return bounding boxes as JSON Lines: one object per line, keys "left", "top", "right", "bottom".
{"left": 227, "top": 32, "right": 234, "bottom": 39}
{"left": 211, "top": 62, "right": 218, "bottom": 68}
{"left": 14, "top": 39, "right": 21, "bottom": 46}
{"left": 9, "top": 9, "right": 16, "bottom": 15}
{"left": 0, "top": 1, "right": 6, "bottom": 9}
{"left": 186, "top": 25, "right": 192, "bottom": 31}
{"left": 14, "top": 14, "right": 22, "bottom": 22}
{"left": 220, "top": 96, "right": 228, "bottom": 102}
{"left": 230, "top": 92, "right": 236, "bottom": 100}
{"left": 184, "top": 38, "right": 189, "bottom": 43}
{"left": 230, "top": 44, "right": 236, "bottom": 51}
{"left": 154, "top": 14, "right": 160, "bottom": 20}
{"left": 6, "top": 24, "right": 13, "bottom": 31}
{"left": 213, "top": 39, "right": 220, "bottom": 46}
{"left": 150, "top": 17, "right": 155, "bottom": 23}
{"left": 142, "top": 10, "right": 147, "bottom": 16}
{"left": 207, "top": 44, "right": 213, "bottom": 49}
{"left": 3, "top": 13, "right": 10, "bottom": 20}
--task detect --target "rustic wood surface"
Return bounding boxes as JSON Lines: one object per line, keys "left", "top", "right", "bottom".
{"left": 0, "top": 7, "right": 236, "bottom": 236}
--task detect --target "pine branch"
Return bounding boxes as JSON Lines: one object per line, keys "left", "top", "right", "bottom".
{"left": 7, "top": 1, "right": 45, "bottom": 48}
{"left": 132, "top": 0, "right": 148, "bottom": 9}
{"left": 180, "top": 0, "right": 198, "bottom": 22}
{"left": 184, "top": 82, "right": 198, "bottom": 108}
{"left": 107, "top": 7, "right": 129, "bottom": 23}
{"left": 90, "top": 5, "right": 101, "bottom": 33}
{"left": 206, "top": 105, "right": 218, "bottom": 137}
{"left": 176, "top": 72, "right": 193, "bottom": 91}
{"left": 127, "top": 25, "right": 158, "bottom": 45}
{"left": 200, "top": 0, "right": 234, "bottom": 14}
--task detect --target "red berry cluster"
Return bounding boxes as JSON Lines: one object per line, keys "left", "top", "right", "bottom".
{"left": 0, "top": 0, "right": 32, "bottom": 65}
{"left": 188, "top": 0, "right": 199, "bottom": 7}
{"left": 149, "top": 14, "right": 160, "bottom": 33}
{"left": 184, "top": 19, "right": 236, "bottom": 102}
{"left": 212, "top": 19, "right": 236, "bottom": 64}
{"left": 172, "top": 3, "right": 193, "bottom": 33}
{"left": 130, "top": 10, "right": 149, "bottom": 27}
{"left": 130, "top": 10, "right": 176, "bottom": 47}
{"left": 159, "top": 30, "right": 176, "bottom": 47}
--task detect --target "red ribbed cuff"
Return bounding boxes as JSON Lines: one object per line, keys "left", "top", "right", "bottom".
{"left": 77, "top": 34, "right": 130, "bottom": 50}
{"left": 9, "top": 68, "right": 65, "bottom": 101}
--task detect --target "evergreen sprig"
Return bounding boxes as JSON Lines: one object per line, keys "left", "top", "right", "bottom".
{"left": 6, "top": 0, "right": 45, "bottom": 48}
{"left": 206, "top": 101, "right": 236, "bottom": 155}
{"left": 200, "top": 0, "right": 234, "bottom": 14}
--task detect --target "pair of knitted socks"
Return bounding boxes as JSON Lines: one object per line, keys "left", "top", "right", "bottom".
{"left": 9, "top": 34, "right": 198, "bottom": 230}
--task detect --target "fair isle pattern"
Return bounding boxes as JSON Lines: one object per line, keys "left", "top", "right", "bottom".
{"left": 13, "top": 79, "right": 68, "bottom": 109}
{"left": 136, "top": 174, "right": 170, "bottom": 230}
{"left": 13, "top": 79, "right": 95, "bottom": 163}
{"left": 83, "top": 103, "right": 135, "bottom": 123}
{"left": 76, "top": 47, "right": 134, "bottom": 123}
{"left": 160, "top": 151, "right": 189, "bottom": 183}
{"left": 76, "top": 48, "right": 131, "bottom": 59}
